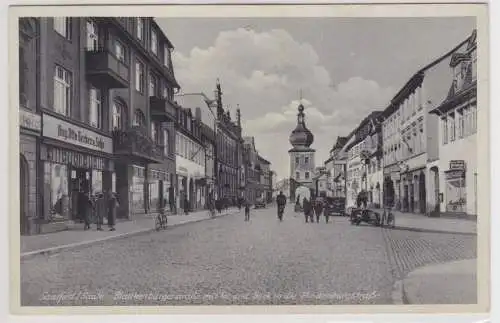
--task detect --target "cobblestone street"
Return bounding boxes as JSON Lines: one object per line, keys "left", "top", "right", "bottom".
{"left": 20, "top": 207, "right": 477, "bottom": 306}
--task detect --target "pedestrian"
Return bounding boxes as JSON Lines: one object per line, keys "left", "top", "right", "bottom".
{"left": 303, "top": 197, "right": 313, "bottom": 223}
{"left": 81, "top": 191, "right": 93, "bottom": 230}
{"left": 95, "top": 193, "right": 105, "bottom": 231}
{"left": 184, "top": 196, "right": 189, "bottom": 215}
{"left": 244, "top": 200, "right": 251, "bottom": 221}
{"left": 107, "top": 191, "right": 118, "bottom": 231}
{"left": 314, "top": 198, "right": 324, "bottom": 224}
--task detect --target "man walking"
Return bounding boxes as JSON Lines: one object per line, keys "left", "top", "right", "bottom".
{"left": 276, "top": 190, "right": 287, "bottom": 221}
{"left": 244, "top": 199, "right": 251, "bottom": 222}
{"left": 314, "top": 197, "right": 324, "bottom": 224}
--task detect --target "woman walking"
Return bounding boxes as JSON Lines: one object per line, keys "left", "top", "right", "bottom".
{"left": 107, "top": 191, "right": 118, "bottom": 231}
{"left": 303, "top": 197, "right": 314, "bottom": 223}
{"left": 314, "top": 198, "right": 324, "bottom": 224}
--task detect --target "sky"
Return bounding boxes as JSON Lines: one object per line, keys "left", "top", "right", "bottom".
{"left": 156, "top": 17, "right": 476, "bottom": 181}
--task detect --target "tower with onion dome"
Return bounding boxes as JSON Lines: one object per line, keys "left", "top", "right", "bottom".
{"left": 288, "top": 103, "right": 316, "bottom": 202}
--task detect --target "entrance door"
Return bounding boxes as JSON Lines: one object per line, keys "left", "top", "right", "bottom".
{"left": 70, "top": 168, "right": 90, "bottom": 221}
{"left": 419, "top": 172, "right": 426, "bottom": 214}
{"left": 20, "top": 155, "right": 29, "bottom": 235}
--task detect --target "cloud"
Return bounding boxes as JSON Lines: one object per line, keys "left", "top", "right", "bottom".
{"left": 172, "top": 27, "right": 394, "bottom": 180}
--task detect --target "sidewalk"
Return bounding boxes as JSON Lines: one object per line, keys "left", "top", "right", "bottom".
{"left": 401, "top": 258, "right": 477, "bottom": 304}
{"left": 373, "top": 209, "right": 476, "bottom": 235}
{"left": 21, "top": 208, "right": 241, "bottom": 259}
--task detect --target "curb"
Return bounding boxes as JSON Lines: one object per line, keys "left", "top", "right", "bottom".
{"left": 21, "top": 210, "right": 239, "bottom": 260}
{"left": 391, "top": 279, "right": 404, "bottom": 305}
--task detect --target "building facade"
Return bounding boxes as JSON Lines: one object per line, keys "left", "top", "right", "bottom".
{"left": 175, "top": 107, "right": 206, "bottom": 211}
{"left": 430, "top": 30, "right": 477, "bottom": 218}
{"left": 19, "top": 17, "right": 180, "bottom": 234}
{"left": 382, "top": 34, "right": 470, "bottom": 214}
{"left": 344, "top": 112, "right": 382, "bottom": 208}
{"left": 242, "top": 137, "right": 261, "bottom": 204}
{"left": 288, "top": 104, "right": 316, "bottom": 202}
{"left": 213, "top": 81, "right": 243, "bottom": 204}
{"left": 258, "top": 155, "right": 273, "bottom": 203}
{"left": 19, "top": 18, "right": 42, "bottom": 235}
{"left": 324, "top": 137, "right": 348, "bottom": 198}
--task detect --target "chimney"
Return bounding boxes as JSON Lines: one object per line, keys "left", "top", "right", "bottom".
{"left": 195, "top": 107, "right": 202, "bottom": 121}
{"left": 236, "top": 106, "right": 241, "bottom": 128}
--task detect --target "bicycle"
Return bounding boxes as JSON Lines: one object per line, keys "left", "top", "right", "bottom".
{"left": 155, "top": 209, "right": 168, "bottom": 231}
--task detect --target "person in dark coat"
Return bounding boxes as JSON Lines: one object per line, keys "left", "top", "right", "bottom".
{"left": 95, "top": 193, "right": 105, "bottom": 231}
{"left": 303, "top": 197, "right": 313, "bottom": 223}
{"left": 107, "top": 191, "right": 118, "bottom": 231}
{"left": 81, "top": 192, "right": 93, "bottom": 230}
{"left": 183, "top": 196, "right": 189, "bottom": 215}
{"left": 244, "top": 200, "right": 251, "bottom": 222}
{"left": 314, "top": 198, "right": 324, "bottom": 224}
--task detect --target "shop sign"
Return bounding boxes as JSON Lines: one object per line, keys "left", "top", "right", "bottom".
{"left": 43, "top": 145, "right": 106, "bottom": 170}
{"left": 42, "top": 114, "right": 113, "bottom": 153}
{"left": 19, "top": 109, "right": 41, "bottom": 132}
{"left": 449, "top": 160, "right": 466, "bottom": 171}
{"left": 445, "top": 169, "right": 465, "bottom": 180}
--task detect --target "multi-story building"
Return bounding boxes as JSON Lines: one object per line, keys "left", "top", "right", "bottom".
{"left": 175, "top": 107, "right": 206, "bottom": 211}
{"left": 430, "top": 30, "right": 477, "bottom": 218}
{"left": 382, "top": 34, "right": 470, "bottom": 214}
{"left": 312, "top": 166, "right": 329, "bottom": 198}
{"left": 288, "top": 103, "right": 316, "bottom": 201}
{"left": 258, "top": 155, "right": 273, "bottom": 203}
{"left": 242, "top": 136, "right": 261, "bottom": 204}
{"left": 344, "top": 112, "right": 382, "bottom": 208}
{"left": 175, "top": 93, "right": 217, "bottom": 206}
{"left": 19, "top": 18, "right": 41, "bottom": 235}
{"left": 324, "top": 136, "right": 348, "bottom": 198}
{"left": 213, "top": 80, "right": 243, "bottom": 203}
{"left": 19, "top": 17, "right": 179, "bottom": 234}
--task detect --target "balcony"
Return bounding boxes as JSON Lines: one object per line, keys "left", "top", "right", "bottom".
{"left": 112, "top": 127, "right": 165, "bottom": 164}
{"left": 85, "top": 48, "right": 129, "bottom": 89}
{"left": 149, "top": 96, "right": 177, "bottom": 122}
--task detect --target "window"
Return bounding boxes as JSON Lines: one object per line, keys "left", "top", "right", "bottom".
{"left": 164, "top": 45, "right": 170, "bottom": 68}
{"left": 151, "top": 29, "right": 158, "bottom": 55}
{"left": 149, "top": 73, "right": 157, "bottom": 97}
{"left": 471, "top": 104, "right": 477, "bottom": 134}
{"left": 136, "top": 18, "right": 144, "bottom": 40}
{"left": 54, "top": 17, "right": 71, "bottom": 40}
{"left": 86, "top": 20, "right": 98, "bottom": 50}
{"left": 43, "top": 162, "right": 69, "bottom": 220}
{"left": 296, "top": 172, "right": 300, "bottom": 180}
{"left": 305, "top": 172, "right": 310, "bottom": 179}
{"left": 295, "top": 157, "right": 299, "bottom": 165}
{"left": 133, "top": 109, "right": 146, "bottom": 127}
{"left": 89, "top": 87, "right": 102, "bottom": 129}
{"left": 114, "top": 39, "right": 125, "bottom": 62}
{"left": 449, "top": 113, "right": 456, "bottom": 142}
{"left": 442, "top": 117, "right": 448, "bottom": 145}
{"left": 151, "top": 122, "right": 158, "bottom": 143}
{"left": 53, "top": 65, "right": 72, "bottom": 116}
{"left": 112, "top": 101, "right": 123, "bottom": 130}
{"left": 135, "top": 60, "right": 145, "bottom": 92}
{"left": 304, "top": 156, "right": 309, "bottom": 165}
{"left": 458, "top": 109, "right": 465, "bottom": 139}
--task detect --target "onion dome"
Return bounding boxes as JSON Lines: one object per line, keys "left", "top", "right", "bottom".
{"left": 289, "top": 104, "right": 314, "bottom": 148}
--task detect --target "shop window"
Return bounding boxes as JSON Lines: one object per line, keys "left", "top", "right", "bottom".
{"left": 54, "top": 65, "right": 72, "bottom": 116}
{"left": 149, "top": 175, "right": 160, "bottom": 210}
{"left": 43, "top": 162, "right": 69, "bottom": 220}
{"left": 131, "top": 165, "right": 145, "bottom": 213}
{"left": 112, "top": 172, "right": 116, "bottom": 193}
{"left": 296, "top": 172, "right": 300, "bottom": 180}
{"left": 449, "top": 112, "right": 456, "bottom": 142}
{"left": 91, "top": 170, "right": 103, "bottom": 195}
{"left": 446, "top": 175, "right": 466, "bottom": 213}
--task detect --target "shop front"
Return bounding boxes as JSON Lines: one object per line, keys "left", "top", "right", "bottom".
{"left": 383, "top": 164, "right": 401, "bottom": 209}
{"left": 443, "top": 160, "right": 467, "bottom": 214}
{"left": 176, "top": 155, "right": 206, "bottom": 212}
{"left": 40, "top": 113, "right": 114, "bottom": 233}
{"left": 400, "top": 166, "right": 426, "bottom": 214}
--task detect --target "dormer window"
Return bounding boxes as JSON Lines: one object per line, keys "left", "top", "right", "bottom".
{"left": 151, "top": 28, "right": 158, "bottom": 55}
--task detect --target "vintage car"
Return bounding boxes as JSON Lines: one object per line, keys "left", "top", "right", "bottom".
{"left": 254, "top": 197, "right": 266, "bottom": 209}
{"left": 325, "top": 197, "right": 346, "bottom": 216}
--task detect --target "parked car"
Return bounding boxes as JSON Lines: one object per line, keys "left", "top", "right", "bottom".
{"left": 325, "top": 197, "right": 346, "bottom": 216}
{"left": 255, "top": 197, "right": 266, "bottom": 209}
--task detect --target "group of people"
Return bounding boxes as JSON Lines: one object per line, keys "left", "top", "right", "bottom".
{"left": 77, "top": 190, "right": 119, "bottom": 231}
{"left": 298, "top": 196, "right": 329, "bottom": 223}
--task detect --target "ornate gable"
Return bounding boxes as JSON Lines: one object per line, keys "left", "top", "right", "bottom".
{"left": 449, "top": 52, "right": 470, "bottom": 67}
{"left": 467, "top": 29, "right": 477, "bottom": 50}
